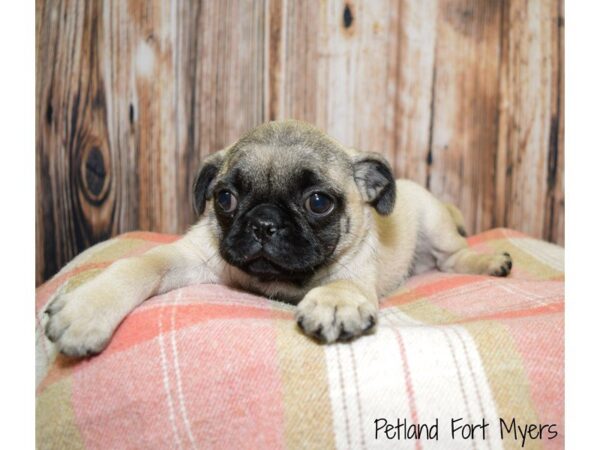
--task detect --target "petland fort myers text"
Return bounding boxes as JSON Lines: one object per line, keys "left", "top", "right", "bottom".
{"left": 374, "top": 417, "right": 558, "bottom": 447}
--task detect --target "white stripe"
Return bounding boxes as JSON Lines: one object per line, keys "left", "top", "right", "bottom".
{"left": 325, "top": 322, "right": 505, "bottom": 449}
{"left": 497, "top": 281, "right": 563, "bottom": 308}
{"left": 170, "top": 290, "right": 198, "bottom": 449}
{"left": 401, "top": 325, "right": 503, "bottom": 450}
{"left": 157, "top": 292, "right": 183, "bottom": 450}
{"left": 325, "top": 328, "right": 412, "bottom": 450}
{"left": 450, "top": 326, "right": 501, "bottom": 450}
{"left": 509, "top": 237, "right": 564, "bottom": 272}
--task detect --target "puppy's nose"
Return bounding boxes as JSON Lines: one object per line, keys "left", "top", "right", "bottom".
{"left": 246, "top": 204, "right": 284, "bottom": 244}
{"left": 250, "top": 220, "right": 278, "bottom": 242}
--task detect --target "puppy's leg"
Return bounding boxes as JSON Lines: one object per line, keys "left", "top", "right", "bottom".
{"left": 426, "top": 204, "right": 512, "bottom": 277}
{"left": 44, "top": 236, "right": 215, "bottom": 357}
{"left": 295, "top": 280, "right": 378, "bottom": 343}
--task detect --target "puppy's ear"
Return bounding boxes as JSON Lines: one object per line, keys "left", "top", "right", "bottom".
{"left": 192, "top": 149, "right": 227, "bottom": 216}
{"left": 352, "top": 152, "right": 396, "bottom": 215}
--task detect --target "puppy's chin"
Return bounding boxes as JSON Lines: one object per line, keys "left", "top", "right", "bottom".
{"left": 220, "top": 244, "right": 321, "bottom": 285}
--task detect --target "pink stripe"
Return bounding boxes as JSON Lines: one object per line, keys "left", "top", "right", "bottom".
{"left": 71, "top": 342, "right": 179, "bottom": 449}
{"left": 104, "top": 302, "right": 292, "bottom": 356}
{"left": 501, "top": 314, "right": 564, "bottom": 448}
{"left": 466, "top": 228, "right": 526, "bottom": 245}
{"left": 71, "top": 320, "right": 286, "bottom": 449}
{"left": 456, "top": 303, "right": 564, "bottom": 324}
{"left": 395, "top": 330, "right": 422, "bottom": 450}
{"left": 383, "top": 275, "right": 485, "bottom": 308}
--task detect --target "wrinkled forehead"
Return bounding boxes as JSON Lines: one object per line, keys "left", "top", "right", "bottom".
{"left": 220, "top": 142, "right": 352, "bottom": 195}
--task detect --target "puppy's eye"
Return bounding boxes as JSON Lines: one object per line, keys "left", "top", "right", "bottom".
{"left": 215, "top": 190, "right": 238, "bottom": 213}
{"left": 305, "top": 192, "right": 334, "bottom": 215}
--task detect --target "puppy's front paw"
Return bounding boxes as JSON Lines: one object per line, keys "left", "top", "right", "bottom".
{"left": 487, "top": 252, "right": 513, "bottom": 277}
{"left": 295, "top": 285, "right": 378, "bottom": 343}
{"left": 44, "top": 291, "right": 117, "bottom": 357}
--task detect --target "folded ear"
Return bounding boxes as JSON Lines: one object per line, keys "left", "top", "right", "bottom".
{"left": 192, "top": 149, "right": 227, "bottom": 216}
{"left": 352, "top": 152, "right": 396, "bottom": 215}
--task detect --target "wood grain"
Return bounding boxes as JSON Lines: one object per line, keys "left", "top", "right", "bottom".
{"left": 496, "top": 0, "right": 564, "bottom": 244}
{"left": 428, "top": 0, "right": 503, "bottom": 234}
{"left": 36, "top": 0, "right": 564, "bottom": 284}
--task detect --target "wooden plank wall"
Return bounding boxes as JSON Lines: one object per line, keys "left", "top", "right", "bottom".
{"left": 36, "top": 0, "right": 564, "bottom": 285}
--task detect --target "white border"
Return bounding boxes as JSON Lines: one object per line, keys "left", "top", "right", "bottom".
{"left": 0, "top": 0, "right": 35, "bottom": 448}
{"left": 0, "top": 1, "right": 595, "bottom": 448}
{"left": 565, "top": 1, "right": 600, "bottom": 448}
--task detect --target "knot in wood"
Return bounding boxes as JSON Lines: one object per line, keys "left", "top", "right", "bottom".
{"left": 82, "top": 146, "right": 109, "bottom": 204}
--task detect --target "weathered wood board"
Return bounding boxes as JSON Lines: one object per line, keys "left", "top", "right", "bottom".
{"left": 36, "top": 0, "right": 564, "bottom": 284}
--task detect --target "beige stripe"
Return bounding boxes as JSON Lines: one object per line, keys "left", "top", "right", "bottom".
{"left": 391, "top": 298, "right": 461, "bottom": 325}
{"left": 60, "top": 238, "right": 151, "bottom": 274}
{"left": 489, "top": 240, "right": 563, "bottom": 280}
{"left": 464, "top": 321, "right": 542, "bottom": 450}
{"left": 507, "top": 238, "right": 563, "bottom": 272}
{"left": 36, "top": 378, "right": 86, "bottom": 450}
{"left": 275, "top": 319, "right": 336, "bottom": 449}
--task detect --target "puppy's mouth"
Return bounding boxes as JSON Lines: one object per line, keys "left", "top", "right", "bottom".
{"left": 242, "top": 252, "right": 312, "bottom": 283}
{"left": 245, "top": 257, "right": 287, "bottom": 279}
{"left": 223, "top": 246, "right": 316, "bottom": 284}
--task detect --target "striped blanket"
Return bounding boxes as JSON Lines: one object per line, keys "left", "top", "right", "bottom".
{"left": 36, "top": 229, "right": 564, "bottom": 449}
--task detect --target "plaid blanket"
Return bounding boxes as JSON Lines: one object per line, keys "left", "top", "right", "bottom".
{"left": 36, "top": 229, "right": 564, "bottom": 450}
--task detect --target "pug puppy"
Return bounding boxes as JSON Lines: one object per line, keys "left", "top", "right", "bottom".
{"left": 44, "top": 120, "right": 512, "bottom": 357}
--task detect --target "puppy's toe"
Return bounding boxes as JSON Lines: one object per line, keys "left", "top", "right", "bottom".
{"left": 44, "top": 295, "right": 113, "bottom": 357}
{"left": 295, "top": 291, "right": 378, "bottom": 343}
{"left": 334, "top": 302, "right": 377, "bottom": 340}
{"left": 296, "top": 301, "right": 336, "bottom": 342}
{"left": 56, "top": 325, "right": 111, "bottom": 357}
{"left": 45, "top": 313, "right": 68, "bottom": 343}
{"left": 488, "top": 252, "right": 513, "bottom": 277}
{"left": 45, "top": 294, "right": 68, "bottom": 316}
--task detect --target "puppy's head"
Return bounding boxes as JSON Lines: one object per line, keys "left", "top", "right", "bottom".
{"left": 193, "top": 120, "right": 395, "bottom": 285}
